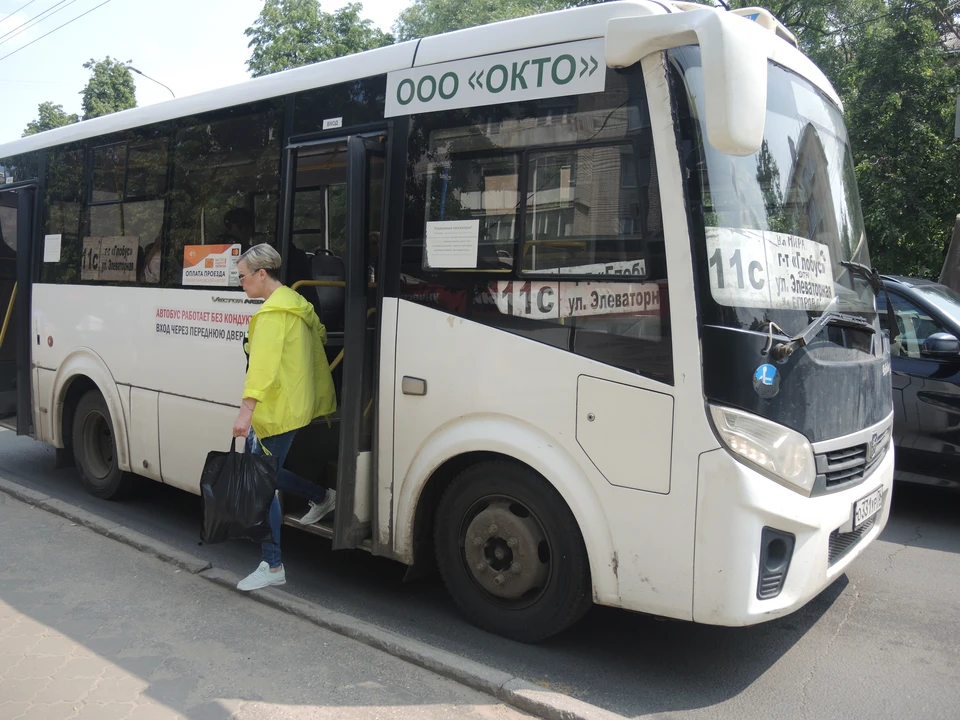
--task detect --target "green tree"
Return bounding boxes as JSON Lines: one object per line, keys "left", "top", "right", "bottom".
{"left": 842, "top": 1, "right": 959, "bottom": 274}
{"left": 22, "top": 101, "right": 79, "bottom": 137}
{"left": 80, "top": 56, "right": 137, "bottom": 120}
{"left": 245, "top": 0, "right": 393, "bottom": 77}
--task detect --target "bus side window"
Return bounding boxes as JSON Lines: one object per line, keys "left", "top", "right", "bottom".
{"left": 287, "top": 145, "right": 349, "bottom": 332}
{"left": 396, "top": 66, "right": 673, "bottom": 385}
{"left": 89, "top": 140, "right": 168, "bottom": 286}
{"left": 40, "top": 146, "right": 86, "bottom": 285}
{"left": 163, "top": 102, "right": 283, "bottom": 289}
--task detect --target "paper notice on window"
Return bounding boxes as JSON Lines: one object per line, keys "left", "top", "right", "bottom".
{"left": 81, "top": 236, "right": 139, "bottom": 282}
{"left": 182, "top": 244, "right": 242, "bottom": 287}
{"left": 425, "top": 220, "right": 480, "bottom": 269}
{"left": 704, "top": 228, "right": 834, "bottom": 311}
{"left": 43, "top": 234, "right": 62, "bottom": 263}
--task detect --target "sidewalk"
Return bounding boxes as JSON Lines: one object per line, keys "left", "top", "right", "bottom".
{"left": 0, "top": 492, "right": 527, "bottom": 720}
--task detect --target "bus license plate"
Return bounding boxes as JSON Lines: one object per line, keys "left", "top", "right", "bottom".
{"left": 853, "top": 488, "right": 883, "bottom": 527}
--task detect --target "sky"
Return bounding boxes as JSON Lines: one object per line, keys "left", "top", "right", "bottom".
{"left": 0, "top": 0, "right": 405, "bottom": 144}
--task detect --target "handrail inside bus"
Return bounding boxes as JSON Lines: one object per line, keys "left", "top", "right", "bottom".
{"left": 328, "top": 306, "right": 377, "bottom": 372}
{"left": 291, "top": 279, "right": 345, "bottom": 291}
{"left": 287, "top": 279, "right": 377, "bottom": 372}
{"left": 0, "top": 282, "right": 16, "bottom": 350}
{"left": 290, "top": 279, "right": 378, "bottom": 291}
{"left": 523, "top": 240, "right": 588, "bottom": 251}
{"left": 287, "top": 280, "right": 376, "bottom": 416}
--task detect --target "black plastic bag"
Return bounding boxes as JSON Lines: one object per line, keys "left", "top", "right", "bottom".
{"left": 200, "top": 438, "right": 278, "bottom": 544}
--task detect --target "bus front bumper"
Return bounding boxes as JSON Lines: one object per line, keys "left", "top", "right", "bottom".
{"left": 692, "top": 440, "right": 894, "bottom": 626}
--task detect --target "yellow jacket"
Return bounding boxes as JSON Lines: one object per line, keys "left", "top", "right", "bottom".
{"left": 243, "top": 286, "right": 336, "bottom": 439}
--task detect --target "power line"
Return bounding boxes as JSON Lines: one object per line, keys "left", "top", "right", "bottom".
{"left": 0, "top": 0, "right": 42, "bottom": 24}
{"left": 0, "top": 0, "right": 112, "bottom": 64}
{"left": 0, "top": 0, "right": 75, "bottom": 44}
{"left": 2, "top": 0, "right": 93, "bottom": 48}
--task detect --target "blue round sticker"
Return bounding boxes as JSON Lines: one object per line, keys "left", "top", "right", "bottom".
{"left": 753, "top": 364, "right": 780, "bottom": 398}
{"left": 755, "top": 364, "right": 777, "bottom": 386}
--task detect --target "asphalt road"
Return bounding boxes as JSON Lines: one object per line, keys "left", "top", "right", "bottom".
{"left": 1, "top": 429, "right": 958, "bottom": 720}
{"left": 0, "top": 492, "right": 528, "bottom": 720}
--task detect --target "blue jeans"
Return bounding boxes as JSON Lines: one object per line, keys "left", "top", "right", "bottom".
{"left": 247, "top": 428, "right": 328, "bottom": 569}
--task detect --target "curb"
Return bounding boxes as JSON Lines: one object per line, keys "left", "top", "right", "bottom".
{"left": 0, "top": 476, "right": 624, "bottom": 720}
{"left": 202, "top": 567, "right": 622, "bottom": 720}
{"left": 0, "top": 477, "right": 211, "bottom": 574}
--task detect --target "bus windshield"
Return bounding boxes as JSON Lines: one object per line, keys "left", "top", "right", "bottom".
{"left": 670, "top": 46, "right": 877, "bottom": 336}
{"left": 669, "top": 45, "right": 891, "bottom": 443}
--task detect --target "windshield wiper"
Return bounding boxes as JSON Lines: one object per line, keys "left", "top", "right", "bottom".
{"left": 770, "top": 308, "right": 875, "bottom": 360}
{"left": 841, "top": 260, "right": 900, "bottom": 344}
{"left": 769, "top": 260, "right": 898, "bottom": 360}
{"left": 840, "top": 260, "right": 883, "bottom": 294}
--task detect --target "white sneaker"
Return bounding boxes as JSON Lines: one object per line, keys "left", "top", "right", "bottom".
{"left": 237, "top": 561, "right": 286, "bottom": 591}
{"left": 299, "top": 490, "right": 336, "bottom": 525}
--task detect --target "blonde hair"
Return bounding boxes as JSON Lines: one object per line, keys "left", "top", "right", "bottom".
{"left": 239, "top": 243, "right": 281, "bottom": 280}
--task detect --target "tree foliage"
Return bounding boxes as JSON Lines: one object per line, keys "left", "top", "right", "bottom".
{"left": 80, "top": 56, "right": 137, "bottom": 120}
{"left": 21, "top": 56, "right": 136, "bottom": 136}
{"left": 842, "top": 2, "right": 959, "bottom": 274}
{"left": 22, "top": 102, "right": 78, "bottom": 137}
{"left": 245, "top": 0, "right": 393, "bottom": 77}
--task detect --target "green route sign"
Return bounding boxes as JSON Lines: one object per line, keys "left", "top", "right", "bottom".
{"left": 385, "top": 38, "right": 607, "bottom": 117}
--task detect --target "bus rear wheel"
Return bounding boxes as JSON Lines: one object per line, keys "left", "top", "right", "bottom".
{"left": 72, "top": 390, "right": 129, "bottom": 500}
{"left": 434, "top": 461, "right": 592, "bottom": 642}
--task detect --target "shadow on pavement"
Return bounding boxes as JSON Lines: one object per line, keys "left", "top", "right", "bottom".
{"left": 881, "top": 481, "right": 960, "bottom": 555}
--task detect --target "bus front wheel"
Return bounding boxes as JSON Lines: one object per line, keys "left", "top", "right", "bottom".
{"left": 72, "top": 390, "right": 129, "bottom": 500}
{"left": 434, "top": 461, "right": 592, "bottom": 642}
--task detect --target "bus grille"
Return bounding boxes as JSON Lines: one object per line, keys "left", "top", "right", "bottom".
{"left": 821, "top": 444, "right": 867, "bottom": 487}
{"left": 828, "top": 515, "right": 877, "bottom": 565}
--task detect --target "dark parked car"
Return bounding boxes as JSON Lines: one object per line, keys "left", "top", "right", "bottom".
{"left": 879, "top": 276, "right": 960, "bottom": 489}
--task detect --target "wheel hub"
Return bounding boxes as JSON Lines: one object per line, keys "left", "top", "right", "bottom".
{"left": 463, "top": 499, "right": 548, "bottom": 600}
{"left": 82, "top": 410, "right": 113, "bottom": 483}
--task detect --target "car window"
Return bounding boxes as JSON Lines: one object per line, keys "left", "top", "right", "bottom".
{"left": 883, "top": 290, "right": 948, "bottom": 359}
{"left": 914, "top": 284, "right": 960, "bottom": 323}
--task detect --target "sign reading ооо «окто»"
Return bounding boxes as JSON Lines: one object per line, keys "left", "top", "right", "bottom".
{"left": 385, "top": 39, "right": 607, "bottom": 117}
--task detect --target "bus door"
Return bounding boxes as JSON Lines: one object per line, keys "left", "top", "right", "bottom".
{"left": 280, "top": 133, "right": 386, "bottom": 550}
{"left": 0, "top": 186, "right": 34, "bottom": 436}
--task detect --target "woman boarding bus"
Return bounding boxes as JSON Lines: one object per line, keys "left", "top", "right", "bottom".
{"left": 232, "top": 244, "right": 337, "bottom": 591}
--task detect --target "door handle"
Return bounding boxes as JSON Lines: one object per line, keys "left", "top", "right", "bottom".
{"left": 402, "top": 376, "right": 427, "bottom": 396}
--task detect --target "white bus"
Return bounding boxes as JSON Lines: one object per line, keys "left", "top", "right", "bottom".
{"left": 0, "top": 1, "right": 894, "bottom": 642}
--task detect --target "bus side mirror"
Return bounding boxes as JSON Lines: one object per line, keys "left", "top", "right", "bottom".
{"left": 606, "top": 9, "right": 772, "bottom": 157}
{"left": 921, "top": 332, "right": 960, "bottom": 359}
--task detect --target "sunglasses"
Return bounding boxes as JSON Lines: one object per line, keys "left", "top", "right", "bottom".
{"left": 237, "top": 269, "right": 263, "bottom": 282}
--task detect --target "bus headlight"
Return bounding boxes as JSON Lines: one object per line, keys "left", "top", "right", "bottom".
{"left": 708, "top": 404, "right": 816, "bottom": 496}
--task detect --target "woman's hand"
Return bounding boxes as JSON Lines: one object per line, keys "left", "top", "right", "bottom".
{"left": 232, "top": 399, "right": 256, "bottom": 438}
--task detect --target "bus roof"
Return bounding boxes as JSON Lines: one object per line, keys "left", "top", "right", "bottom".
{"left": 0, "top": 1, "right": 821, "bottom": 158}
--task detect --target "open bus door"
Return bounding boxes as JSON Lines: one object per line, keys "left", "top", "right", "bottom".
{"left": 334, "top": 134, "right": 385, "bottom": 550}
{"left": 279, "top": 133, "right": 386, "bottom": 551}
{"left": 0, "top": 185, "right": 34, "bottom": 435}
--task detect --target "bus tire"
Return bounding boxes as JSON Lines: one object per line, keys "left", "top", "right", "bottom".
{"left": 434, "top": 461, "right": 592, "bottom": 642}
{"left": 72, "top": 389, "right": 129, "bottom": 500}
